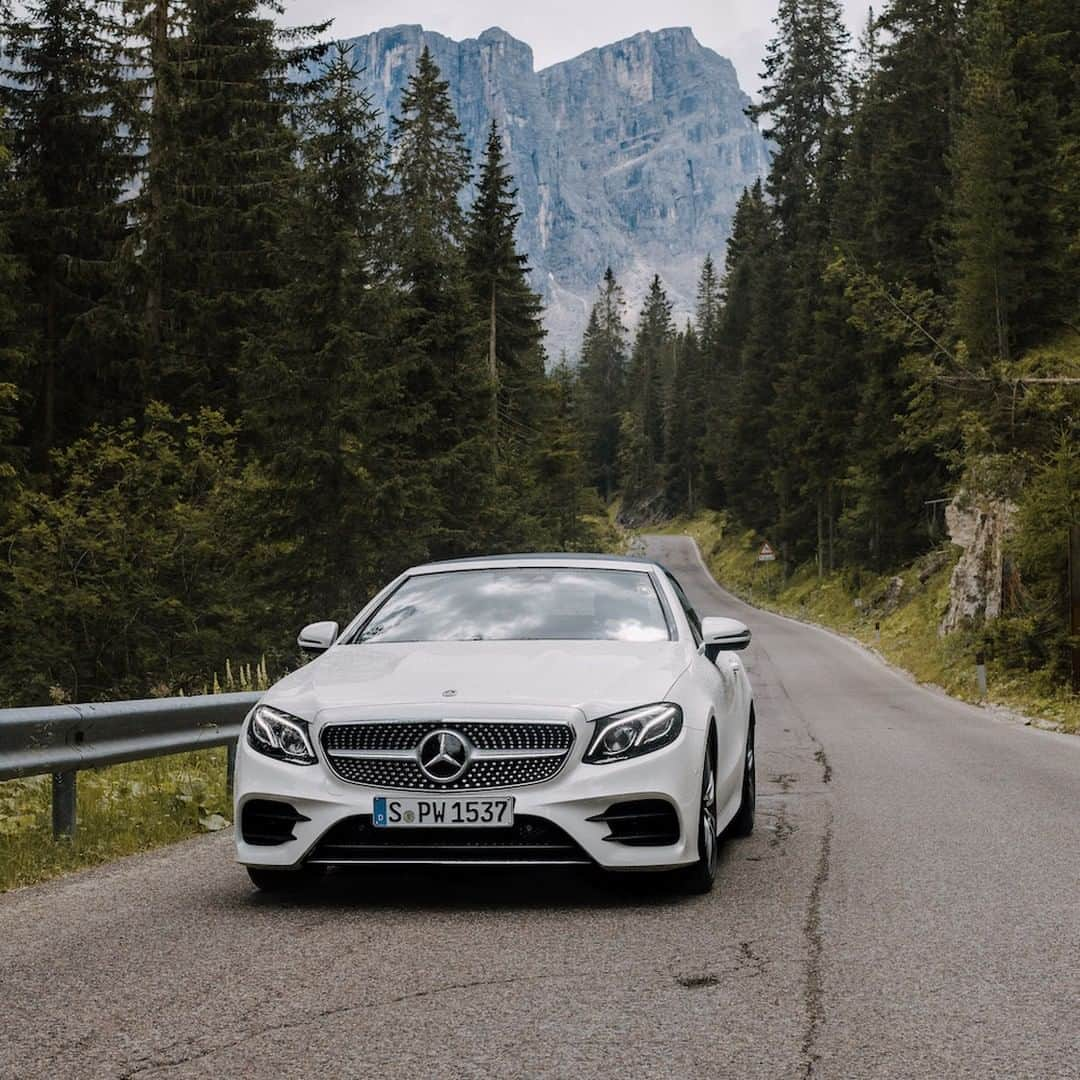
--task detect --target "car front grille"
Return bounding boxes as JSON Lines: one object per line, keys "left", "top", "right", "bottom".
{"left": 320, "top": 720, "right": 575, "bottom": 791}
{"left": 306, "top": 814, "right": 592, "bottom": 865}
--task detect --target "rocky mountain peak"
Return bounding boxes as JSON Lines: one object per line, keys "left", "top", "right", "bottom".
{"left": 339, "top": 25, "right": 769, "bottom": 357}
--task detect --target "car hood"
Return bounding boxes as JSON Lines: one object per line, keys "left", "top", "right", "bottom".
{"left": 264, "top": 640, "right": 691, "bottom": 722}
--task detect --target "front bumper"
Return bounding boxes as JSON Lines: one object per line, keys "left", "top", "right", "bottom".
{"left": 234, "top": 719, "right": 705, "bottom": 871}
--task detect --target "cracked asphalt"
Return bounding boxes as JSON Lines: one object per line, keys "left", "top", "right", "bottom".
{"left": 2, "top": 534, "right": 1078, "bottom": 1079}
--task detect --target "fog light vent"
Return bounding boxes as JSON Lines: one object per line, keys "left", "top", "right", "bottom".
{"left": 587, "top": 799, "right": 680, "bottom": 846}
{"left": 241, "top": 799, "right": 309, "bottom": 846}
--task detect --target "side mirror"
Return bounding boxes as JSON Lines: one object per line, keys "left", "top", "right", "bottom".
{"left": 700, "top": 616, "right": 751, "bottom": 661}
{"left": 297, "top": 620, "right": 339, "bottom": 655}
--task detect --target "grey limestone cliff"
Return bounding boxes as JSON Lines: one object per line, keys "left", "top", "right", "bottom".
{"left": 341, "top": 24, "right": 769, "bottom": 358}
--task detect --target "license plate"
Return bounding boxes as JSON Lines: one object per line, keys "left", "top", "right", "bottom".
{"left": 372, "top": 796, "right": 514, "bottom": 828}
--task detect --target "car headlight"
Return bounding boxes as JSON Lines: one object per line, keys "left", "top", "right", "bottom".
{"left": 247, "top": 705, "right": 317, "bottom": 765}
{"left": 583, "top": 703, "right": 683, "bottom": 764}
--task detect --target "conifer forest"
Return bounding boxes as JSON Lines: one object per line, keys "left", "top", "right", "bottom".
{"left": 0, "top": 0, "right": 1077, "bottom": 705}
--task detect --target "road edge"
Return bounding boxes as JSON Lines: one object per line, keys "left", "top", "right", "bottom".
{"left": 669, "top": 532, "right": 1072, "bottom": 741}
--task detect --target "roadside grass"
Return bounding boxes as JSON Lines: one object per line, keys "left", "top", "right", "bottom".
{"left": 659, "top": 510, "right": 1080, "bottom": 735}
{"left": 0, "top": 747, "right": 232, "bottom": 893}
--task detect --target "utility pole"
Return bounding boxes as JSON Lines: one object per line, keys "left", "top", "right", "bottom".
{"left": 1069, "top": 525, "right": 1080, "bottom": 693}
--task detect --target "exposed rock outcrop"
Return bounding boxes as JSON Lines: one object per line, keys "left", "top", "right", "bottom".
{"left": 336, "top": 25, "right": 770, "bottom": 357}
{"left": 940, "top": 495, "right": 1017, "bottom": 635}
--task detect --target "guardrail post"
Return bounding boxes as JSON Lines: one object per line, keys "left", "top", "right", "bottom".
{"left": 52, "top": 771, "right": 76, "bottom": 839}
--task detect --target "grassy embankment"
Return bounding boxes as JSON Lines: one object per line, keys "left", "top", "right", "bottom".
{"left": 0, "top": 749, "right": 232, "bottom": 892}
{"left": 655, "top": 510, "right": 1079, "bottom": 735}
{"left": 0, "top": 662, "right": 265, "bottom": 893}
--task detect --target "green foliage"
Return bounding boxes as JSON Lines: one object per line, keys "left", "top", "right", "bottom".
{"left": 605, "top": 0, "right": 1077, "bottom": 694}
{"left": 576, "top": 268, "right": 629, "bottom": 500}
{"left": 621, "top": 275, "right": 674, "bottom": 502}
{"left": 389, "top": 46, "right": 494, "bottom": 560}
{"left": 0, "top": 405, "right": 264, "bottom": 704}
{"left": 0, "top": 37, "right": 610, "bottom": 706}
{"left": 1, "top": 0, "right": 140, "bottom": 461}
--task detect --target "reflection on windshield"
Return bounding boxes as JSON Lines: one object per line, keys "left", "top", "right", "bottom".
{"left": 356, "top": 568, "right": 670, "bottom": 643}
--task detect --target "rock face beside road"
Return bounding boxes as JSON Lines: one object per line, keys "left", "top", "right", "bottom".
{"left": 339, "top": 25, "right": 770, "bottom": 357}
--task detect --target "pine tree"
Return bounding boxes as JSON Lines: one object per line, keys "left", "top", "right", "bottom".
{"left": 239, "top": 43, "right": 418, "bottom": 621}
{"left": 837, "top": 0, "right": 964, "bottom": 289}
{"left": 390, "top": 46, "right": 491, "bottom": 558}
{"left": 950, "top": 0, "right": 1022, "bottom": 362}
{"left": 715, "top": 185, "right": 788, "bottom": 533}
{"left": 576, "top": 267, "right": 628, "bottom": 500}
{"left": 464, "top": 120, "right": 544, "bottom": 453}
{"left": 0, "top": 115, "right": 24, "bottom": 640}
{"left": 748, "top": 0, "right": 851, "bottom": 240}
{"left": 748, "top": 0, "right": 853, "bottom": 565}
{"left": 125, "top": 0, "right": 326, "bottom": 414}
{"left": 664, "top": 325, "right": 705, "bottom": 513}
{"left": 1, "top": 0, "right": 140, "bottom": 464}
{"left": 950, "top": 0, "right": 1078, "bottom": 361}
{"left": 530, "top": 359, "right": 593, "bottom": 550}
{"left": 825, "top": 0, "right": 966, "bottom": 566}
{"left": 621, "top": 275, "right": 674, "bottom": 503}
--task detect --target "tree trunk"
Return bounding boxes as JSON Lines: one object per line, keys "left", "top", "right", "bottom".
{"left": 1069, "top": 524, "right": 1080, "bottom": 693}
{"left": 489, "top": 285, "right": 498, "bottom": 465}
{"left": 827, "top": 481, "right": 835, "bottom": 573}
{"left": 816, "top": 495, "right": 824, "bottom": 579}
{"left": 142, "top": 0, "right": 170, "bottom": 398}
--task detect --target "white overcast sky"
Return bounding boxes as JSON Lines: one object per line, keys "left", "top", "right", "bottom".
{"left": 280, "top": 0, "right": 871, "bottom": 99}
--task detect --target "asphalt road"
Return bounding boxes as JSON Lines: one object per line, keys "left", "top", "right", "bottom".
{"left": 2, "top": 535, "right": 1078, "bottom": 1079}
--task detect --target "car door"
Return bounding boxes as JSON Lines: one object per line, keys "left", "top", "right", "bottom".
{"left": 666, "top": 574, "right": 744, "bottom": 807}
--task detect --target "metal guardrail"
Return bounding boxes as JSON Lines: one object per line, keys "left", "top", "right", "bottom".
{"left": 0, "top": 691, "right": 262, "bottom": 838}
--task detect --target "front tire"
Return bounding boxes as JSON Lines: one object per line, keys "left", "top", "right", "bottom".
{"left": 678, "top": 739, "right": 719, "bottom": 894}
{"left": 246, "top": 864, "right": 326, "bottom": 893}
{"left": 725, "top": 716, "right": 756, "bottom": 839}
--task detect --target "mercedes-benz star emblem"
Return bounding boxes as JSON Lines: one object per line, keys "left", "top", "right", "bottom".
{"left": 416, "top": 729, "right": 471, "bottom": 783}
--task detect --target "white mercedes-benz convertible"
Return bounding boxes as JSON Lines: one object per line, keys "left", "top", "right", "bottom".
{"left": 234, "top": 553, "right": 755, "bottom": 893}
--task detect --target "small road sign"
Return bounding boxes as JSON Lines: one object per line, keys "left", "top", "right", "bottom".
{"left": 757, "top": 542, "right": 776, "bottom": 563}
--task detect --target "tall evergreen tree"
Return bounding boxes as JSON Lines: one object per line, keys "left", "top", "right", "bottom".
{"left": 748, "top": 0, "right": 853, "bottom": 565}
{"left": 950, "top": 0, "right": 1079, "bottom": 361}
{"left": 827, "top": 0, "right": 964, "bottom": 565}
{"left": 390, "top": 47, "right": 491, "bottom": 558}
{"left": 464, "top": 120, "right": 544, "bottom": 452}
{"left": 1, "top": 0, "right": 139, "bottom": 464}
{"left": 239, "top": 43, "right": 416, "bottom": 621}
{"left": 621, "top": 275, "right": 674, "bottom": 502}
{"left": 125, "top": 0, "right": 325, "bottom": 415}
{"left": 715, "top": 184, "right": 789, "bottom": 533}
{"left": 837, "top": 0, "right": 964, "bottom": 289}
{"left": 664, "top": 325, "right": 705, "bottom": 513}
{"left": 576, "top": 267, "right": 628, "bottom": 500}
{"left": 0, "top": 115, "right": 24, "bottom": 644}
{"left": 748, "top": 0, "right": 851, "bottom": 240}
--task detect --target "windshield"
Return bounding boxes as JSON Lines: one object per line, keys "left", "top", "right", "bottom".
{"left": 354, "top": 567, "right": 671, "bottom": 643}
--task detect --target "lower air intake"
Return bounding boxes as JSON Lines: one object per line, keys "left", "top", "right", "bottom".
{"left": 587, "top": 799, "right": 681, "bottom": 846}
{"left": 307, "top": 814, "right": 592, "bottom": 865}
{"left": 241, "top": 799, "right": 309, "bottom": 846}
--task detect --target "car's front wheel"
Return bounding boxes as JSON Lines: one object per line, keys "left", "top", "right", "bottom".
{"left": 678, "top": 739, "right": 719, "bottom": 894}
{"left": 725, "top": 715, "right": 756, "bottom": 838}
{"left": 246, "top": 864, "right": 326, "bottom": 893}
